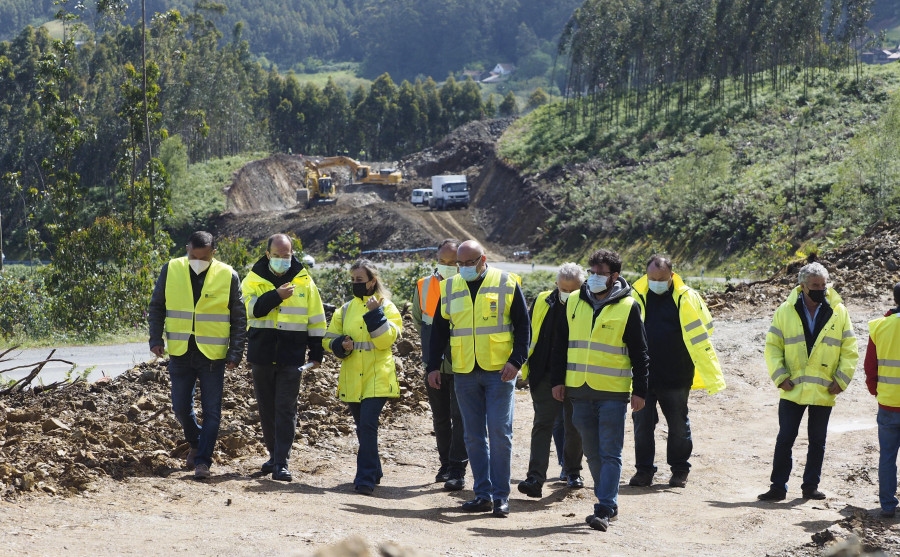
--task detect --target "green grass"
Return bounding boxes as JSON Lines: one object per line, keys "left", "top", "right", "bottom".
{"left": 2, "top": 327, "right": 147, "bottom": 349}
{"left": 170, "top": 151, "right": 267, "bottom": 228}
{"left": 290, "top": 68, "right": 372, "bottom": 92}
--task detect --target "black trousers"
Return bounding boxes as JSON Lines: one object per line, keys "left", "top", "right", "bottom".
{"left": 527, "top": 377, "right": 583, "bottom": 483}
{"left": 251, "top": 363, "right": 303, "bottom": 466}
{"left": 425, "top": 372, "right": 469, "bottom": 476}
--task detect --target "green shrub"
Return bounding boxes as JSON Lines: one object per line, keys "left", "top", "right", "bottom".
{"left": 520, "top": 270, "right": 556, "bottom": 305}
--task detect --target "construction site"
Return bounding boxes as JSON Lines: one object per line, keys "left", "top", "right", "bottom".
{"left": 5, "top": 120, "right": 900, "bottom": 556}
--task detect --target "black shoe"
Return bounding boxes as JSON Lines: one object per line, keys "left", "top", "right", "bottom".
{"left": 585, "top": 507, "right": 617, "bottom": 524}
{"left": 758, "top": 488, "right": 787, "bottom": 501}
{"left": 587, "top": 514, "right": 609, "bottom": 531}
{"left": 260, "top": 459, "right": 275, "bottom": 474}
{"left": 517, "top": 477, "right": 543, "bottom": 498}
{"left": 354, "top": 484, "right": 374, "bottom": 495}
{"left": 881, "top": 508, "right": 896, "bottom": 519}
{"left": 492, "top": 499, "right": 509, "bottom": 517}
{"left": 669, "top": 471, "right": 689, "bottom": 488}
{"left": 272, "top": 465, "right": 292, "bottom": 482}
{"left": 444, "top": 477, "right": 464, "bottom": 491}
{"left": 567, "top": 475, "right": 584, "bottom": 489}
{"left": 461, "top": 497, "right": 492, "bottom": 512}
{"left": 628, "top": 470, "right": 654, "bottom": 487}
{"left": 802, "top": 488, "right": 826, "bottom": 500}
{"left": 435, "top": 467, "right": 451, "bottom": 483}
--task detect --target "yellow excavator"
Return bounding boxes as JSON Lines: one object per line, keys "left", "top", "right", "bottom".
{"left": 296, "top": 156, "right": 403, "bottom": 208}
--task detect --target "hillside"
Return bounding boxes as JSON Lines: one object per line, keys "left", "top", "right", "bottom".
{"left": 0, "top": 0, "right": 580, "bottom": 81}
{"left": 496, "top": 63, "right": 900, "bottom": 274}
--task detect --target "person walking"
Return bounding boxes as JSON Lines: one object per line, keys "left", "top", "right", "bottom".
{"left": 325, "top": 259, "right": 402, "bottom": 495}
{"left": 242, "top": 234, "right": 327, "bottom": 482}
{"left": 628, "top": 255, "right": 726, "bottom": 489}
{"left": 412, "top": 239, "right": 468, "bottom": 491}
{"left": 427, "top": 240, "right": 529, "bottom": 517}
{"left": 864, "top": 282, "right": 900, "bottom": 518}
{"left": 148, "top": 231, "right": 246, "bottom": 480}
{"left": 517, "top": 262, "right": 585, "bottom": 499}
{"left": 550, "top": 249, "right": 649, "bottom": 532}
{"left": 758, "top": 262, "right": 857, "bottom": 502}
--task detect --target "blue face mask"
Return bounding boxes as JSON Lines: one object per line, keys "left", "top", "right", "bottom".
{"left": 586, "top": 274, "right": 608, "bottom": 293}
{"left": 269, "top": 256, "right": 291, "bottom": 274}
{"left": 458, "top": 265, "right": 480, "bottom": 282}
{"left": 648, "top": 279, "right": 669, "bottom": 295}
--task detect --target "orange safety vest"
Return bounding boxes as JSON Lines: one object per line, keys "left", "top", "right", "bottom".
{"left": 417, "top": 275, "right": 441, "bottom": 326}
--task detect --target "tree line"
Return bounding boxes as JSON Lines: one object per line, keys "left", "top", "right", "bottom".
{"left": 558, "top": 0, "right": 876, "bottom": 132}
{"left": 0, "top": 4, "right": 528, "bottom": 261}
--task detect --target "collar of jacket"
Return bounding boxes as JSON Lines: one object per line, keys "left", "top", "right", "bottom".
{"left": 251, "top": 255, "right": 306, "bottom": 283}
{"left": 632, "top": 272, "right": 690, "bottom": 300}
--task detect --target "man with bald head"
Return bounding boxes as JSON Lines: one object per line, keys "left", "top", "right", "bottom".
{"left": 428, "top": 240, "right": 530, "bottom": 517}
{"left": 242, "top": 234, "right": 327, "bottom": 481}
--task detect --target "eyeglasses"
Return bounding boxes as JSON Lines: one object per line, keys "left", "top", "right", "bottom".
{"left": 588, "top": 271, "right": 611, "bottom": 277}
{"left": 458, "top": 256, "right": 483, "bottom": 267}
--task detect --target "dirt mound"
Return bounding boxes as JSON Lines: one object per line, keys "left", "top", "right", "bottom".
{"left": 224, "top": 154, "right": 308, "bottom": 213}
{"left": 0, "top": 316, "right": 428, "bottom": 499}
{"left": 708, "top": 222, "right": 900, "bottom": 312}
{"left": 770, "top": 505, "right": 900, "bottom": 556}
{"left": 401, "top": 118, "right": 514, "bottom": 179}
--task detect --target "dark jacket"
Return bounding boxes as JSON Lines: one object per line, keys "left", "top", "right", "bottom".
{"left": 427, "top": 267, "right": 530, "bottom": 373}
{"left": 148, "top": 260, "right": 247, "bottom": 364}
{"left": 246, "top": 255, "right": 324, "bottom": 366}
{"left": 643, "top": 285, "right": 694, "bottom": 390}
{"left": 550, "top": 277, "right": 649, "bottom": 401}
{"left": 527, "top": 288, "right": 565, "bottom": 386}
{"left": 794, "top": 293, "right": 833, "bottom": 356}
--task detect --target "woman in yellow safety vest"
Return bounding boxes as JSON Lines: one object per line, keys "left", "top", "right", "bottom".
{"left": 325, "top": 259, "right": 402, "bottom": 495}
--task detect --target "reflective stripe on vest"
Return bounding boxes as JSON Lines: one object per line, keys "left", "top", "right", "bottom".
{"left": 440, "top": 268, "right": 518, "bottom": 373}
{"left": 870, "top": 314, "right": 900, "bottom": 407}
{"left": 417, "top": 275, "right": 441, "bottom": 326}
{"left": 164, "top": 257, "right": 232, "bottom": 360}
{"left": 521, "top": 290, "right": 552, "bottom": 380}
{"left": 565, "top": 294, "right": 634, "bottom": 392}
{"left": 242, "top": 269, "right": 327, "bottom": 337}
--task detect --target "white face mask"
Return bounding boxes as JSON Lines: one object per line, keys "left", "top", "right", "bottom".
{"left": 648, "top": 279, "right": 669, "bottom": 295}
{"left": 189, "top": 258, "right": 211, "bottom": 274}
{"left": 586, "top": 274, "right": 608, "bottom": 293}
{"left": 558, "top": 291, "right": 571, "bottom": 303}
{"left": 436, "top": 263, "right": 458, "bottom": 279}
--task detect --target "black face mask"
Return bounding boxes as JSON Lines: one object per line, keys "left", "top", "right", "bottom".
{"left": 807, "top": 289, "right": 826, "bottom": 304}
{"left": 352, "top": 282, "right": 372, "bottom": 298}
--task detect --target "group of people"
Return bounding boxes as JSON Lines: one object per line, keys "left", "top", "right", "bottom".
{"left": 147, "top": 230, "right": 900, "bottom": 531}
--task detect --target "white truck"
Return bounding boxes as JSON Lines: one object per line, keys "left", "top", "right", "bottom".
{"left": 429, "top": 175, "right": 469, "bottom": 210}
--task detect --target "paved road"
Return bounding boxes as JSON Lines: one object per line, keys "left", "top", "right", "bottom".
{"left": 0, "top": 343, "right": 151, "bottom": 384}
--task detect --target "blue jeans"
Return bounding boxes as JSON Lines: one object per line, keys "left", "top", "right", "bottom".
{"left": 168, "top": 351, "right": 226, "bottom": 468}
{"left": 571, "top": 398, "right": 627, "bottom": 516}
{"left": 632, "top": 387, "right": 692, "bottom": 474}
{"left": 454, "top": 370, "right": 515, "bottom": 502}
{"left": 770, "top": 399, "right": 832, "bottom": 492}
{"left": 878, "top": 408, "right": 900, "bottom": 512}
{"left": 348, "top": 397, "right": 387, "bottom": 489}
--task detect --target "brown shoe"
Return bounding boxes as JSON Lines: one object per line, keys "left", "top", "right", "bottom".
{"left": 185, "top": 448, "right": 199, "bottom": 470}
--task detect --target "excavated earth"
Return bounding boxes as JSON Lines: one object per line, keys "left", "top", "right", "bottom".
{"left": 215, "top": 119, "right": 548, "bottom": 257}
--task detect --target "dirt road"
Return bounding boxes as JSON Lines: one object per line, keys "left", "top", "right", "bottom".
{"left": 2, "top": 301, "right": 896, "bottom": 556}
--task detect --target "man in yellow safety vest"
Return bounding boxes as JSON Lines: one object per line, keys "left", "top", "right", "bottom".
{"left": 148, "top": 231, "right": 246, "bottom": 479}
{"left": 427, "top": 240, "right": 530, "bottom": 517}
{"left": 758, "top": 262, "right": 857, "bottom": 502}
{"left": 864, "top": 282, "right": 900, "bottom": 518}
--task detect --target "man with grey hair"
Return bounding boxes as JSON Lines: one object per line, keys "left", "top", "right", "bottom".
{"left": 758, "top": 261, "right": 857, "bottom": 501}
{"left": 517, "top": 263, "right": 585, "bottom": 498}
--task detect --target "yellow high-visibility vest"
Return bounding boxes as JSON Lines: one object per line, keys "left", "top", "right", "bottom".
{"left": 521, "top": 290, "right": 552, "bottom": 380}
{"left": 765, "top": 286, "right": 857, "bottom": 406}
{"left": 631, "top": 273, "right": 726, "bottom": 395}
{"left": 164, "top": 256, "right": 233, "bottom": 360}
{"left": 241, "top": 267, "right": 327, "bottom": 337}
{"left": 565, "top": 294, "right": 634, "bottom": 393}
{"left": 440, "top": 267, "right": 519, "bottom": 373}
{"left": 869, "top": 313, "right": 900, "bottom": 407}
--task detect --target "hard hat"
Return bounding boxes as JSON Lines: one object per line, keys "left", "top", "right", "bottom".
{"left": 301, "top": 254, "right": 315, "bottom": 268}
